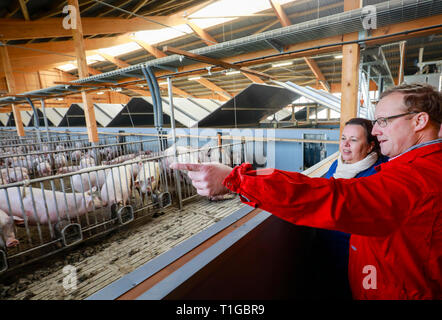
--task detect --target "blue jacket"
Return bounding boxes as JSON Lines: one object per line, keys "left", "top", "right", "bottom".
{"left": 313, "top": 153, "right": 388, "bottom": 299}
{"left": 324, "top": 154, "right": 389, "bottom": 179}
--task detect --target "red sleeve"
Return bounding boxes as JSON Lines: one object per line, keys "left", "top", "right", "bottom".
{"left": 223, "top": 163, "right": 419, "bottom": 236}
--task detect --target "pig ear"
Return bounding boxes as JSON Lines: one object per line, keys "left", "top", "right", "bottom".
{"left": 86, "top": 186, "right": 98, "bottom": 195}
{"left": 13, "top": 216, "right": 25, "bottom": 225}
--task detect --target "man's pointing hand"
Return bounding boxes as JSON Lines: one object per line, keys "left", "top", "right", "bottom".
{"left": 170, "top": 162, "right": 233, "bottom": 198}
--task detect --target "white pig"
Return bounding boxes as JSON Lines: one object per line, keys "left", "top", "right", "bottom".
{"left": 0, "top": 186, "right": 101, "bottom": 225}
{"left": 79, "top": 156, "right": 95, "bottom": 169}
{"left": 70, "top": 150, "right": 83, "bottom": 162}
{"left": 35, "top": 161, "right": 52, "bottom": 177}
{"left": 1, "top": 167, "right": 29, "bottom": 183}
{"left": 57, "top": 165, "right": 81, "bottom": 174}
{"left": 54, "top": 154, "right": 67, "bottom": 168}
{"left": 135, "top": 161, "right": 161, "bottom": 195}
{"left": 71, "top": 165, "right": 111, "bottom": 193}
{"left": 100, "top": 163, "right": 139, "bottom": 207}
{"left": 0, "top": 209, "right": 22, "bottom": 248}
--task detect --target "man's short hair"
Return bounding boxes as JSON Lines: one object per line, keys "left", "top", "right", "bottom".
{"left": 379, "top": 83, "right": 442, "bottom": 125}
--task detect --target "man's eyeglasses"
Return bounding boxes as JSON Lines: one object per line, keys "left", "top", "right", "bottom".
{"left": 371, "top": 112, "right": 418, "bottom": 128}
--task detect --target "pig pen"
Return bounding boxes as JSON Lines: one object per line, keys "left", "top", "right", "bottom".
{"left": 0, "top": 139, "right": 249, "bottom": 300}
{"left": 0, "top": 196, "right": 245, "bottom": 300}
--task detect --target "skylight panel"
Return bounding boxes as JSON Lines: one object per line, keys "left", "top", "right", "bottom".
{"left": 133, "top": 24, "right": 193, "bottom": 45}
{"left": 86, "top": 54, "right": 106, "bottom": 64}
{"left": 98, "top": 42, "right": 142, "bottom": 57}
{"left": 188, "top": 0, "right": 284, "bottom": 29}
{"left": 57, "top": 63, "right": 77, "bottom": 72}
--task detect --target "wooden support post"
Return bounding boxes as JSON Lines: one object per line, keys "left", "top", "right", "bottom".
{"left": 340, "top": 0, "right": 361, "bottom": 135}
{"left": 0, "top": 44, "right": 25, "bottom": 136}
{"left": 340, "top": 42, "right": 360, "bottom": 131}
{"left": 398, "top": 41, "right": 406, "bottom": 85}
{"left": 68, "top": 0, "right": 99, "bottom": 143}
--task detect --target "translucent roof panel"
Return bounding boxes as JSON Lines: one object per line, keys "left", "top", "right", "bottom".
{"left": 161, "top": 97, "right": 223, "bottom": 128}
{"left": 20, "top": 111, "right": 33, "bottom": 127}
{"left": 44, "top": 108, "right": 69, "bottom": 127}
{"left": 133, "top": 24, "right": 193, "bottom": 45}
{"left": 98, "top": 42, "right": 142, "bottom": 57}
{"left": 188, "top": 0, "right": 296, "bottom": 29}
{"left": 0, "top": 113, "right": 9, "bottom": 126}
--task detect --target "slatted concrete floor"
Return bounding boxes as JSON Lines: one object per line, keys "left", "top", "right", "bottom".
{"left": 0, "top": 195, "right": 246, "bottom": 300}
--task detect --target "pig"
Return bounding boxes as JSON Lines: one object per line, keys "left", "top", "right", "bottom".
{"left": 0, "top": 186, "right": 101, "bottom": 225}
{"left": 79, "top": 156, "right": 95, "bottom": 169}
{"left": 0, "top": 209, "right": 22, "bottom": 248}
{"left": 35, "top": 161, "right": 52, "bottom": 177}
{"left": 100, "top": 163, "right": 139, "bottom": 207}
{"left": 101, "top": 153, "right": 136, "bottom": 165}
{"left": 8, "top": 156, "right": 33, "bottom": 170}
{"left": 135, "top": 161, "right": 161, "bottom": 195}
{"left": 70, "top": 150, "right": 83, "bottom": 162}
{"left": 55, "top": 145, "right": 65, "bottom": 152}
{"left": 99, "top": 147, "right": 117, "bottom": 161}
{"left": 54, "top": 154, "right": 67, "bottom": 168}
{"left": 1, "top": 167, "right": 29, "bottom": 183}
{"left": 57, "top": 165, "right": 81, "bottom": 174}
{"left": 71, "top": 165, "right": 111, "bottom": 193}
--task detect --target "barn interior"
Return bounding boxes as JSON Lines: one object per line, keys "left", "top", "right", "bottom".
{"left": 0, "top": 0, "right": 441, "bottom": 301}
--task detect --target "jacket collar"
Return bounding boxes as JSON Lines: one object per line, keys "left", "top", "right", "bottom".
{"left": 375, "top": 141, "right": 442, "bottom": 171}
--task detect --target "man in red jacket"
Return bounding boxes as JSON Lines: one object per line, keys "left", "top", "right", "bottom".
{"left": 171, "top": 83, "right": 442, "bottom": 300}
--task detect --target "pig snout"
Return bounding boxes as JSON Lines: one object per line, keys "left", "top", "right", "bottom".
{"left": 0, "top": 210, "right": 20, "bottom": 248}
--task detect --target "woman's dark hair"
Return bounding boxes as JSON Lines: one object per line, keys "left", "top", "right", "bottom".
{"left": 345, "top": 117, "right": 381, "bottom": 156}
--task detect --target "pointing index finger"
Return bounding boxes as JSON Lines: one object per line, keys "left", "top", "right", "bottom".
{"left": 169, "top": 162, "right": 203, "bottom": 172}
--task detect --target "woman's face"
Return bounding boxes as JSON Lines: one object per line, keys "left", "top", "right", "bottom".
{"left": 340, "top": 124, "right": 374, "bottom": 164}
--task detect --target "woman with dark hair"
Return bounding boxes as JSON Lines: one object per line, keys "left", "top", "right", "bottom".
{"left": 313, "top": 117, "right": 388, "bottom": 299}
{"left": 325, "top": 117, "right": 385, "bottom": 179}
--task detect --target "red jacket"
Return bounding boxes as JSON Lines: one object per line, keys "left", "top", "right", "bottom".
{"left": 223, "top": 142, "right": 442, "bottom": 299}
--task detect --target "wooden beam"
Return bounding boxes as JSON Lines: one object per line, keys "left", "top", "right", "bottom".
{"left": 88, "top": 66, "right": 102, "bottom": 75}
{"left": 195, "top": 78, "right": 231, "bottom": 100}
{"left": 0, "top": 16, "right": 186, "bottom": 40}
{"left": 303, "top": 57, "right": 330, "bottom": 91}
{"left": 96, "top": 51, "right": 131, "bottom": 68}
{"left": 186, "top": 20, "right": 217, "bottom": 46}
{"left": 163, "top": 46, "right": 273, "bottom": 80}
{"left": 0, "top": 44, "right": 25, "bottom": 136}
{"left": 9, "top": 34, "right": 131, "bottom": 60}
{"left": 68, "top": 0, "right": 98, "bottom": 143}
{"left": 18, "top": 0, "right": 30, "bottom": 21}
{"left": 131, "top": 38, "right": 167, "bottom": 58}
{"left": 397, "top": 41, "right": 406, "bottom": 85}
{"left": 126, "top": 0, "right": 149, "bottom": 18}
{"left": 158, "top": 82, "right": 194, "bottom": 97}
{"left": 340, "top": 0, "right": 361, "bottom": 134}
{"left": 11, "top": 14, "right": 442, "bottom": 74}
{"left": 241, "top": 72, "right": 266, "bottom": 84}
{"left": 269, "top": 0, "right": 291, "bottom": 27}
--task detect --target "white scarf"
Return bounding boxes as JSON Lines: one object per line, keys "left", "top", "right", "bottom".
{"left": 333, "top": 152, "right": 378, "bottom": 179}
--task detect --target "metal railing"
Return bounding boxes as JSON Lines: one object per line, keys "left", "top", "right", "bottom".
{"left": 0, "top": 140, "right": 248, "bottom": 274}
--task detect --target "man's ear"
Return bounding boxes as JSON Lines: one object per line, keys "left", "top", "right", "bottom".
{"left": 414, "top": 112, "right": 430, "bottom": 131}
